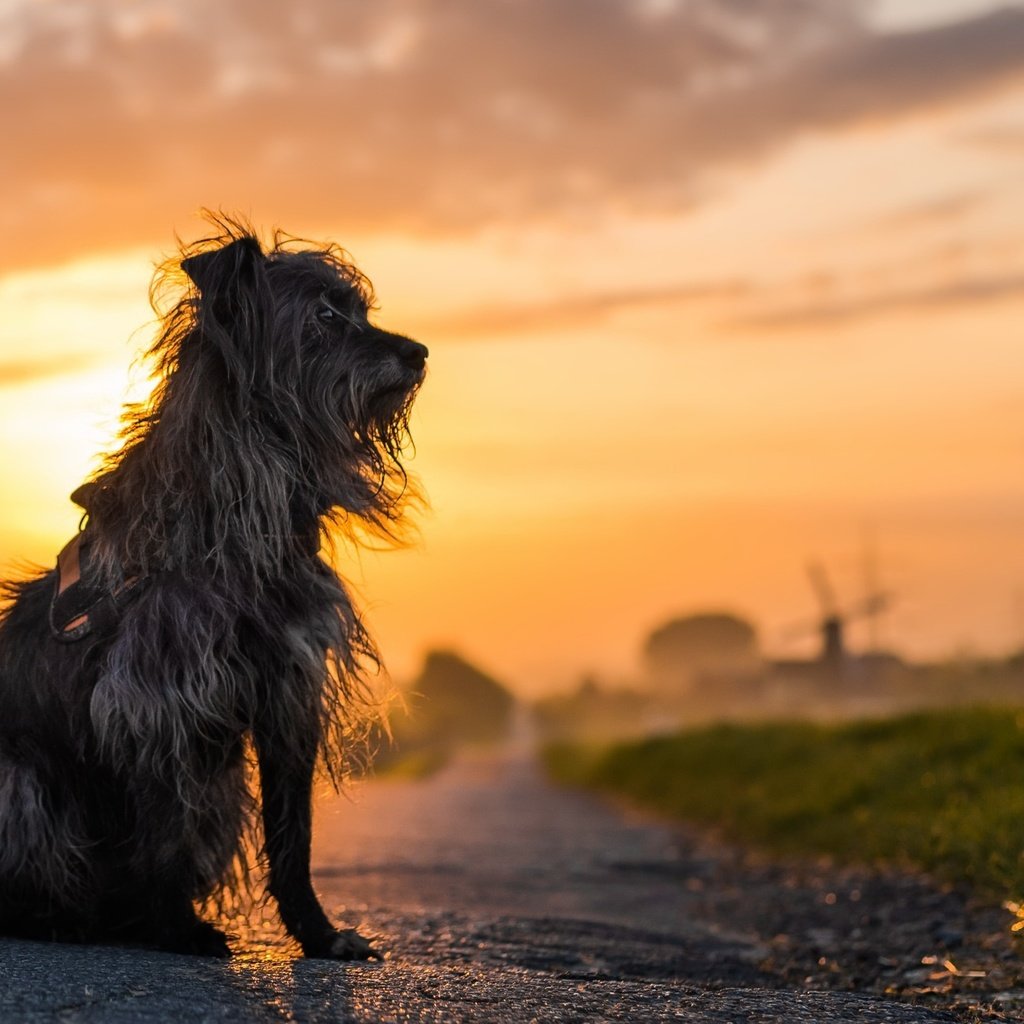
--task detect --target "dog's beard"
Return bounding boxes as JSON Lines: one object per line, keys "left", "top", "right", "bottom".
{"left": 303, "top": 369, "right": 422, "bottom": 522}
{"left": 368, "top": 375, "right": 422, "bottom": 458}
{"left": 335, "top": 356, "right": 422, "bottom": 455}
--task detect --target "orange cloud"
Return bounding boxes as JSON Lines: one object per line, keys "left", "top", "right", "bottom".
{"left": 3, "top": 2, "right": 1024, "bottom": 270}
{"left": 0, "top": 352, "right": 110, "bottom": 385}
{"left": 725, "top": 271, "right": 1024, "bottom": 331}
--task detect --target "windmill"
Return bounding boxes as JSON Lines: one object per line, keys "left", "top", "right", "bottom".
{"left": 785, "top": 560, "right": 893, "bottom": 670}
{"left": 806, "top": 561, "right": 844, "bottom": 669}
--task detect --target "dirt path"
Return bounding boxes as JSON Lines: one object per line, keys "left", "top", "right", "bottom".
{"left": 0, "top": 745, "right": 1020, "bottom": 1022}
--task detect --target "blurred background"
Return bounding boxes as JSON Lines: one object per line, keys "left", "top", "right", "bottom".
{"left": 3, "top": 0, "right": 1024, "bottom": 734}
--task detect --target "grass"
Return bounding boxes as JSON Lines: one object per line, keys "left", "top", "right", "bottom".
{"left": 544, "top": 707, "right": 1024, "bottom": 900}
{"left": 370, "top": 746, "right": 450, "bottom": 780}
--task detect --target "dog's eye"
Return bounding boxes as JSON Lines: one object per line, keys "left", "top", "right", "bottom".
{"left": 317, "top": 305, "right": 338, "bottom": 323}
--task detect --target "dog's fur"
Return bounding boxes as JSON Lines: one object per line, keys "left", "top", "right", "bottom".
{"left": 0, "top": 216, "right": 427, "bottom": 958}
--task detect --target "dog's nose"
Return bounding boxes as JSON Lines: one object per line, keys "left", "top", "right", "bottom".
{"left": 398, "top": 338, "right": 429, "bottom": 370}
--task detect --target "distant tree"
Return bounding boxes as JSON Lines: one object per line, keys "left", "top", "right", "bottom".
{"left": 644, "top": 612, "right": 760, "bottom": 691}
{"left": 406, "top": 649, "right": 516, "bottom": 745}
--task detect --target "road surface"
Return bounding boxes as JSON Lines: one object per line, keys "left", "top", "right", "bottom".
{"left": 0, "top": 744, "right": 1018, "bottom": 1022}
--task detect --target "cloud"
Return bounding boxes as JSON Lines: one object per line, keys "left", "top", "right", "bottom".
{"left": 723, "top": 272, "right": 1024, "bottom": 331}
{"left": 0, "top": 352, "right": 110, "bottom": 386}
{"left": 422, "top": 278, "right": 749, "bottom": 339}
{"left": 1, "top": 1, "right": 1024, "bottom": 269}
{"left": 425, "top": 259, "right": 1024, "bottom": 340}
{"left": 962, "top": 124, "right": 1024, "bottom": 153}
{"left": 864, "top": 190, "right": 988, "bottom": 232}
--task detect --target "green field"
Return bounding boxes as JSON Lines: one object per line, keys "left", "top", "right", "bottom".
{"left": 545, "top": 707, "right": 1024, "bottom": 900}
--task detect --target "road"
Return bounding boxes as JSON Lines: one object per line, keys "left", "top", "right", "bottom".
{"left": 0, "top": 743, "right": 1017, "bottom": 1022}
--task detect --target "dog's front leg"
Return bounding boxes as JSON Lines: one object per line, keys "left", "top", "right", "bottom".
{"left": 255, "top": 731, "right": 380, "bottom": 960}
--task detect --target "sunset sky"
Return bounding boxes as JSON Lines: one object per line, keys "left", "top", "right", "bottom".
{"left": 2, "top": 0, "right": 1024, "bottom": 694}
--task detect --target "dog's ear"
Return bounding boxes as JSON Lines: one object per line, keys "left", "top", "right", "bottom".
{"left": 180, "top": 236, "right": 271, "bottom": 390}
{"left": 182, "top": 236, "right": 264, "bottom": 297}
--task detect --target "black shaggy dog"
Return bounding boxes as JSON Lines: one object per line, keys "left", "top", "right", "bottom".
{"left": 0, "top": 217, "right": 427, "bottom": 959}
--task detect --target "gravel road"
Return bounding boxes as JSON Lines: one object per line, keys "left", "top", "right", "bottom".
{"left": 1, "top": 743, "right": 1020, "bottom": 1023}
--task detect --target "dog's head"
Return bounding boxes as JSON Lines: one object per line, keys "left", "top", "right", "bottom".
{"left": 144, "top": 220, "right": 428, "bottom": 531}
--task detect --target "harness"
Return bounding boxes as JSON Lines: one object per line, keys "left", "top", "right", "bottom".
{"left": 47, "top": 484, "right": 321, "bottom": 642}
{"left": 49, "top": 487, "right": 146, "bottom": 643}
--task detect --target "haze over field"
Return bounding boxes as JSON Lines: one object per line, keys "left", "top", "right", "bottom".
{"left": 2, "top": 0, "right": 1024, "bottom": 693}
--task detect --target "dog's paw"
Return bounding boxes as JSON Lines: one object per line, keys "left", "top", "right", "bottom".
{"left": 306, "top": 928, "right": 382, "bottom": 961}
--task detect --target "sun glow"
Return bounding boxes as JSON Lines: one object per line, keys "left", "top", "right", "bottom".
{"left": 0, "top": 255, "right": 156, "bottom": 560}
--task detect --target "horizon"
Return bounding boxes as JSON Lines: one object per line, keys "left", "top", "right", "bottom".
{"left": 3, "top": 0, "right": 1024, "bottom": 697}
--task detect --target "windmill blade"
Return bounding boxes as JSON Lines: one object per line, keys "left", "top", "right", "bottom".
{"left": 843, "top": 591, "right": 894, "bottom": 622}
{"left": 806, "top": 561, "right": 839, "bottom": 615}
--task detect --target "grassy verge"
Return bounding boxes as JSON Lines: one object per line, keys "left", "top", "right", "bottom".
{"left": 370, "top": 746, "right": 450, "bottom": 780}
{"left": 544, "top": 707, "right": 1024, "bottom": 899}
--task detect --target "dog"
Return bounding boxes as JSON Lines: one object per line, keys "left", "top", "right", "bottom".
{"left": 0, "top": 216, "right": 427, "bottom": 959}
